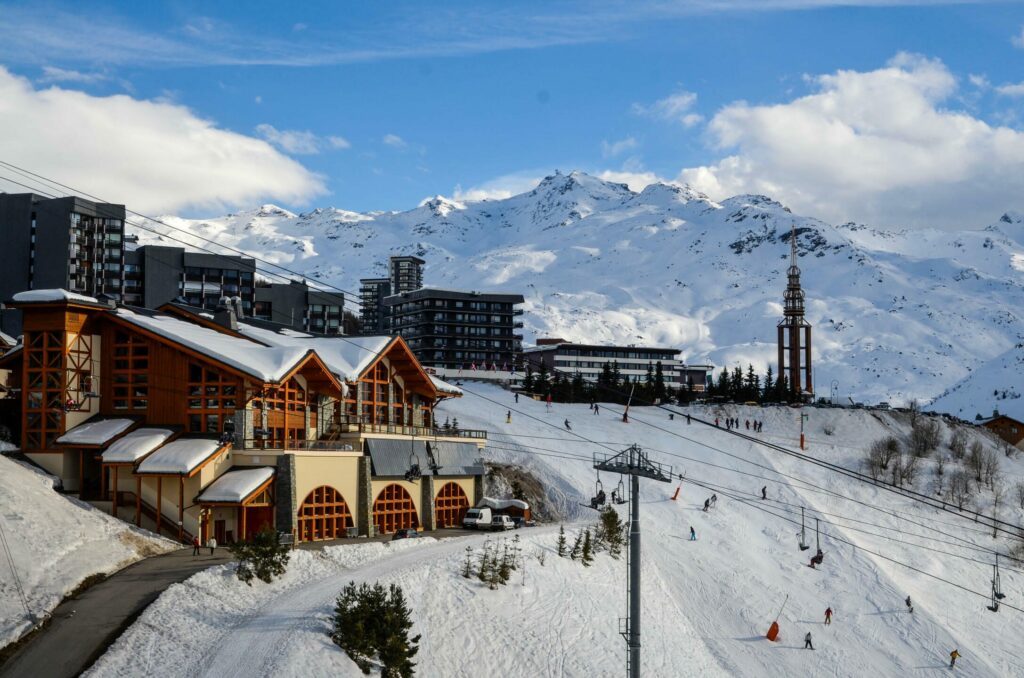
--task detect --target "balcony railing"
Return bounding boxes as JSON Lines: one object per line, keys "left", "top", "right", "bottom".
{"left": 241, "top": 439, "right": 364, "bottom": 452}
{"left": 334, "top": 423, "right": 487, "bottom": 440}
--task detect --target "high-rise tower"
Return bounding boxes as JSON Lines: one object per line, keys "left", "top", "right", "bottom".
{"left": 777, "top": 224, "right": 812, "bottom": 398}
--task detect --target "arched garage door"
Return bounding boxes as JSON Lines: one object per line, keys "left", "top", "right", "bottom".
{"left": 434, "top": 482, "right": 470, "bottom": 528}
{"left": 297, "top": 485, "right": 354, "bottom": 541}
{"left": 373, "top": 484, "right": 420, "bottom": 534}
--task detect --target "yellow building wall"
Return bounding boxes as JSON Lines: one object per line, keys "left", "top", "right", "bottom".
{"left": 293, "top": 453, "right": 362, "bottom": 520}
{"left": 371, "top": 478, "right": 424, "bottom": 517}
{"left": 25, "top": 452, "right": 69, "bottom": 484}
{"left": 137, "top": 474, "right": 203, "bottom": 541}
{"left": 434, "top": 476, "right": 477, "bottom": 505}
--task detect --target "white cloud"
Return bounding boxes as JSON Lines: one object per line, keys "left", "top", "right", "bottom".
{"left": 1013, "top": 26, "right": 1024, "bottom": 48}
{"left": 968, "top": 73, "right": 990, "bottom": 89}
{"left": 679, "top": 53, "right": 1024, "bottom": 229}
{"left": 601, "top": 136, "right": 639, "bottom": 158}
{"left": 38, "top": 66, "right": 107, "bottom": 84}
{"left": 633, "top": 91, "right": 702, "bottom": 127}
{"left": 0, "top": 67, "right": 324, "bottom": 214}
{"left": 995, "top": 82, "right": 1024, "bottom": 97}
{"left": 254, "top": 95, "right": 262, "bottom": 104}
{"left": 382, "top": 133, "right": 407, "bottom": 148}
{"left": 595, "top": 170, "right": 666, "bottom": 192}
{"left": 451, "top": 171, "right": 545, "bottom": 202}
{"left": 255, "top": 124, "right": 350, "bottom": 154}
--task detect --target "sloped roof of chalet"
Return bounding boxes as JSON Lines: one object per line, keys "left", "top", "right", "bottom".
{"left": 136, "top": 438, "right": 226, "bottom": 475}
{"left": 0, "top": 330, "right": 16, "bottom": 348}
{"left": 196, "top": 467, "right": 275, "bottom": 504}
{"left": 236, "top": 323, "right": 393, "bottom": 382}
{"left": 102, "top": 428, "right": 175, "bottom": 464}
{"left": 112, "top": 307, "right": 312, "bottom": 383}
{"left": 56, "top": 417, "right": 136, "bottom": 446}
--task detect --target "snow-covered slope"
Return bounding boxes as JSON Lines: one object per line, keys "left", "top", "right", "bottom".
{"left": 138, "top": 173, "right": 1024, "bottom": 406}
{"left": 89, "top": 388, "right": 1024, "bottom": 676}
{"left": 0, "top": 452, "right": 175, "bottom": 647}
{"left": 927, "top": 343, "right": 1024, "bottom": 421}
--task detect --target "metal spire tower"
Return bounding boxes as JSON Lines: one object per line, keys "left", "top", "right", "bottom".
{"left": 777, "top": 223, "right": 813, "bottom": 399}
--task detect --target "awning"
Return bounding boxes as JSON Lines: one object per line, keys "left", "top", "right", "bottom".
{"left": 197, "top": 467, "right": 275, "bottom": 504}
{"left": 57, "top": 418, "right": 135, "bottom": 446}
{"left": 365, "top": 438, "right": 427, "bottom": 477}
{"left": 428, "top": 441, "right": 485, "bottom": 476}
{"left": 102, "top": 429, "right": 175, "bottom": 464}
{"left": 136, "top": 438, "right": 226, "bottom": 476}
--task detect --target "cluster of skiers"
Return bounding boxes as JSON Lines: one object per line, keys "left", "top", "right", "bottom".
{"left": 714, "top": 417, "right": 763, "bottom": 432}
{"left": 702, "top": 494, "right": 718, "bottom": 512}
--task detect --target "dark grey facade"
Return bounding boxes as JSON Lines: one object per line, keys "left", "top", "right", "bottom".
{"left": 384, "top": 288, "right": 525, "bottom": 369}
{"left": 0, "top": 193, "right": 126, "bottom": 336}
{"left": 359, "top": 277, "right": 391, "bottom": 334}
{"left": 123, "top": 245, "right": 256, "bottom": 313}
{"left": 254, "top": 280, "right": 345, "bottom": 334}
{"left": 389, "top": 255, "right": 424, "bottom": 294}
{"left": 523, "top": 341, "right": 712, "bottom": 390}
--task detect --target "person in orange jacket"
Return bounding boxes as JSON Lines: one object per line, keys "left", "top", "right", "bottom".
{"left": 949, "top": 649, "right": 960, "bottom": 668}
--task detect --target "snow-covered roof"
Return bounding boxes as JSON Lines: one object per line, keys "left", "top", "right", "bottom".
{"left": 12, "top": 289, "right": 99, "bottom": 304}
{"left": 114, "top": 308, "right": 310, "bottom": 383}
{"left": 56, "top": 418, "right": 135, "bottom": 446}
{"left": 0, "top": 330, "right": 15, "bottom": 347}
{"left": 431, "top": 375, "right": 463, "bottom": 396}
{"left": 479, "top": 497, "right": 530, "bottom": 511}
{"left": 236, "top": 323, "right": 391, "bottom": 382}
{"left": 136, "top": 439, "right": 224, "bottom": 475}
{"left": 196, "top": 467, "right": 274, "bottom": 503}
{"left": 101, "top": 428, "right": 175, "bottom": 464}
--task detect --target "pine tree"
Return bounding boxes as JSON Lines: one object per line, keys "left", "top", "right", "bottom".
{"left": 523, "top": 365, "right": 535, "bottom": 393}
{"left": 654, "top": 361, "right": 667, "bottom": 403}
{"left": 570, "top": 531, "right": 583, "bottom": 560}
{"left": 230, "top": 526, "right": 291, "bottom": 586}
{"left": 462, "top": 546, "right": 473, "bottom": 578}
{"left": 763, "top": 365, "right": 774, "bottom": 401}
{"left": 478, "top": 540, "right": 492, "bottom": 582}
{"left": 378, "top": 584, "right": 420, "bottom": 678}
{"left": 598, "top": 506, "right": 626, "bottom": 558}
{"left": 581, "top": 528, "right": 594, "bottom": 566}
{"left": 536, "top": 361, "right": 550, "bottom": 394}
{"left": 450, "top": 417, "right": 459, "bottom": 432}
{"left": 731, "top": 365, "right": 743, "bottom": 401}
{"left": 498, "top": 543, "right": 512, "bottom": 584}
{"left": 556, "top": 525, "right": 568, "bottom": 557}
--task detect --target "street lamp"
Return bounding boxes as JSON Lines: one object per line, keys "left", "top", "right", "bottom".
{"left": 800, "top": 412, "right": 809, "bottom": 450}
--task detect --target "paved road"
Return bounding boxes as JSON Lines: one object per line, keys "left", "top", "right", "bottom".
{"left": 0, "top": 548, "right": 233, "bottom": 678}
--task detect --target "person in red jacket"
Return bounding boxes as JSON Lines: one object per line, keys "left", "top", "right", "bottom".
{"left": 824, "top": 607, "right": 833, "bottom": 625}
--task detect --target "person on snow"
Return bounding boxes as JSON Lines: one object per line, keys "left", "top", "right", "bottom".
{"left": 761, "top": 486, "right": 767, "bottom": 500}
{"left": 905, "top": 596, "right": 913, "bottom": 614}
{"left": 192, "top": 535, "right": 201, "bottom": 557}
{"left": 809, "top": 549, "right": 824, "bottom": 568}
{"left": 824, "top": 607, "right": 833, "bottom": 625}
{"left": 506, "top": 410, "right": 512, "bottom": 424}
{"left": 207, "top": 536, "right": 217, "bottom": 555}
{"left": 745, "top": 420, "right": 750, "bottom": 430}
{"left": 804, "top": 632, "right": 814, "bottom": 650}
{"left": 949, "top": 649, "right": 960, "bottom": 668}
{"left": 703, "top": 498, "right": 710, "bottom": 512}
{"left": 514, "top": 392, "right": 519, "bottom": 403}
{"left": 686, "top": 413, "right": 691, "bottom": 425}
{"left": 594, "top": 404, "right": 599, "bottom": 415}
{"left": 715, "top": 417, "right": 720, "bottom": 427}
{"left": 564, "top": 419, "right": 572, "bottom": 431}
{"left": 689, "top": 526, "right": 697, "bottom": 541}
{"left": 710, "top": 494, "right": 718, "bottom": 508}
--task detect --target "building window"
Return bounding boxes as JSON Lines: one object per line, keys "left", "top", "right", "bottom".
{"left": 111, "top": 331, "right": 149, "bottom": 410}
{"left": 187, "top": 362, "right": 238, "bottom": 433}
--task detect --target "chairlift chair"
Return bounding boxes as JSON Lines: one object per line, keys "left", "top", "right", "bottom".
{"left": 582, "top": 474, "right": 607, "bottom": 510}
{"left": 611, "top": 477, "right": 627, "bottom": 505}
{"left": 798, "top": 507, "right": 810, "bottom": 551}
{"left": 993, "top": 554, "right": 1006, "bottom": 601}
{"left": 404, "top": 449, "right": 422, "bottom": 482}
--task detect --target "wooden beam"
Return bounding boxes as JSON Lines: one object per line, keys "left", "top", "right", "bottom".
{"left": 156, "top": 476, "right": 162, "bottom": 536}
{"left": 178, "top": 476, "right": 184, "bottom": 542}
{"left": 112, "top": 466, "right": 118, "bottom": 517}
{"left": 100, "top": 459, "right": 107, "bottom": 499}
{"left": 240, "top": 505, "right": 247, "bottom": 542}
{"left": 78, "top": 449, "right": 83, "bottom": 497}
{"left": 135, "top": 476, "right": 141, "bottom": 526}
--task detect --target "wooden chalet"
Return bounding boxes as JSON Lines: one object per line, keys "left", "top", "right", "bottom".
{"left": 3, "top": 290, "right": 484, "bottom": 543}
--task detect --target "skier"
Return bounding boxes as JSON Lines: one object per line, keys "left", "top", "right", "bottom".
{"left": 715, "top": 417, "right": 720, "bottom": 427}
{"left": 514, "top": 392, "right": 519, "bottom": 404}
{"left": 506, "top": 410, "right": 512, "bottom": 424}
{"left": 824, "top": 607, "right": 833, "bottom": 625}
{"left": 686, "top": 413, "right": 691, "bottom": 425}
{"left": 804, "top": 631, "right": 814, "bottom": 650}
{"left": 949, "top": 649, "right": 960, "bottom": 668}
{"left": 546, "top": 394, "right": 552, "bottom": 411}
{"left": 809, "top": 549, "right": 824, "bottom": 569}
{"left": 761, "top": 486, "right": 767, "bottom": 500}
{"left": 564, "top": 419, "right": 572, "bottom": 431}
{"left": 594, "top": 404, "right": 599, "bottom": 415}
{"left": 905, "top": 596, "right": 913, "bottom": 614}
{"left": 703, "top": 498, "right": 710, "bottom": 512}
{"left": 710, "top": 494, "right": 718, "bottom": 508}
{"left": 689, "top": 526, "right": 696, "bottom": 541}
{"left": 192, "top": 534, "right": 201, "bottom": 557}
{"left": 745, "top": 420, "right": 750, "bottom": 430}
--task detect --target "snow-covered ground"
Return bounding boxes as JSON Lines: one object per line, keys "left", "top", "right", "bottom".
{"left": 88, "top": 385, "right": 1024, "bottom": 676}
{"left": 0, "top": 450, "right": 175, "bottom": 648}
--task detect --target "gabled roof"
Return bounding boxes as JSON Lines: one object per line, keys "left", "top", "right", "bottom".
{"left": 101, "top": 428, "right": 176, "bottom": 464}
{"left": 136, "top": 438, "right": 228, "bottom": 476}
{"left": 197, "top": 467, "right": 275, "bottom": 504}
{"left": 236, "top": 322, "right": 392, "bottom": 382}
{"left": 56, "top": 417, "right": 136, "bottom": 446}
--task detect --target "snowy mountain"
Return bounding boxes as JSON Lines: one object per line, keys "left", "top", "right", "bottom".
{"left": 137, "top": 172, "right": 1024, "bottom": 407}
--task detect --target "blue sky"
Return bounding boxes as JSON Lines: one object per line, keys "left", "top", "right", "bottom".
{"left": 0, "top": 1, "right": 1023, "bottom": 227}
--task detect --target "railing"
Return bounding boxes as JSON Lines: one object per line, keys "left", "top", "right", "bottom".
{"left": 334, "top": 422, "right": 487, "bottom": 440}
{"left": 240, "top": 439, "right": 363, "bottom": 452}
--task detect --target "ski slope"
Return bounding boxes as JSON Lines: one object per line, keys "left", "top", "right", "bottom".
{"left": 88, "top": 386, "right": 1024, "bottom": 676}
{"left": 0, "top": 450, "right": 175, "bottom": 648}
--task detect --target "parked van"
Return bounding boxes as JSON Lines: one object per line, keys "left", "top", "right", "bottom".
{"left": 462, "top": 507, "right": 492, "bottom": 529}
{"left": 490, "top": 515, "right": 515, "bottom": 531}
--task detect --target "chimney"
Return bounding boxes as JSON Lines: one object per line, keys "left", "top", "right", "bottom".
{"left": 214, "top": 296, "right": 238, "bottom": 331}
{"left": 232, "top": 296, "right": 244, "bottom": 320}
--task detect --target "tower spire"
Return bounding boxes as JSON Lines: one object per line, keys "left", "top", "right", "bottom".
{"left": 790, "top": 222, "right": 797, "bottom": 269}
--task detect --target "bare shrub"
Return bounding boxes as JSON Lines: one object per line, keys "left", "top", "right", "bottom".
{"left": 947, "top": 470, "right": 973, "bottom": 510}
{"left": 966, "top": 441, "right": 985, "bottom": 482}
{"left": 948, "top": 429, "right": 968, "bottom": 460}
{"left": 823, "top": 423, "right": 835, "bottom": 436}
{"left": 1016, "top": 482, "right": 1024, "bottom": 510}
{"left": 935, "top": 453, "right": 945, "bottom": 477}
{"left": 910, "top": 419, "right": 941, "bottom": 458}
{"left": 981, "top": 448, "right": 1000, "bottom": 490}
{"left": 900, "top": 453, "right": 921, "bottom": 486}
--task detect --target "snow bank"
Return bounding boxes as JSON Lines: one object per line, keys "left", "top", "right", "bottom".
{"left": 0, "top": 452, "right": 174, "bottom": 648}
{"left": 56, "top": 418, "right": 135, "bottom": 446}
{"left": 479, "top": 496, "right": 530, "bottom": 511}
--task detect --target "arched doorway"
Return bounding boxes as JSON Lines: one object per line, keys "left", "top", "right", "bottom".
{"left": 297, "top": 485, "right": 353, "bottom": 541}
{"left": 373, "top": 483, "right": 420, "bottom": 534}
{"left": 434, "top": 482, "right": 470, "bottom": 528}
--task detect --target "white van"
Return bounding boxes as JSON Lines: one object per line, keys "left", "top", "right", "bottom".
{"left": 462, "top": 507, "right": 492, "bottom": 529}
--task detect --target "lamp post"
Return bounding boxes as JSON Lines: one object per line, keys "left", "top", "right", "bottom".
{"left": 799, "top": 412, "right": 809, "bottom": 450}
{"left": 830, "top": 380, "right": 839, "bottom": 406}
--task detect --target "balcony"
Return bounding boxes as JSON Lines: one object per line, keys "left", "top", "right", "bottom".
{"left": 334, "top": 422, "right": 487, "bottom": 440}
{"left": 241, "top": 439, "right": 364, "bottom": 452}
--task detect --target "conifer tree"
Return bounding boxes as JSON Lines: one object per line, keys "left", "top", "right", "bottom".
{"left": 230, "top": 526, "right": 291, "bottom": 586}
{"left": 598, "top": 506, "right": 626, "bottom": 558}
{"left": 523, "top": 365, "right": 535, "bottom": 393}
{"left": 581, "top": 528, "right": 594, "bottom": 567}
{"left": 570, "top": 531, "right": 583, "bottom": 560}
{"left": 556, "top": 525, "right": 568, "bottom": 557}
{"left": 462, "top": 545, "right": 473, "bottom": 578}
{"left": 378, "top": 584, "right": 420, "bottom": 678}
{"left": 654, "top": 361, "right": 667, "bottom": 402}
{"left": 498, "top": 543, "right": 512, "bottom": 584}
{"left": 763, "top": 365, "right": 774, "bottom": 400}
{"left": 478, "top": 540, "right": 492, "bottom": 582}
